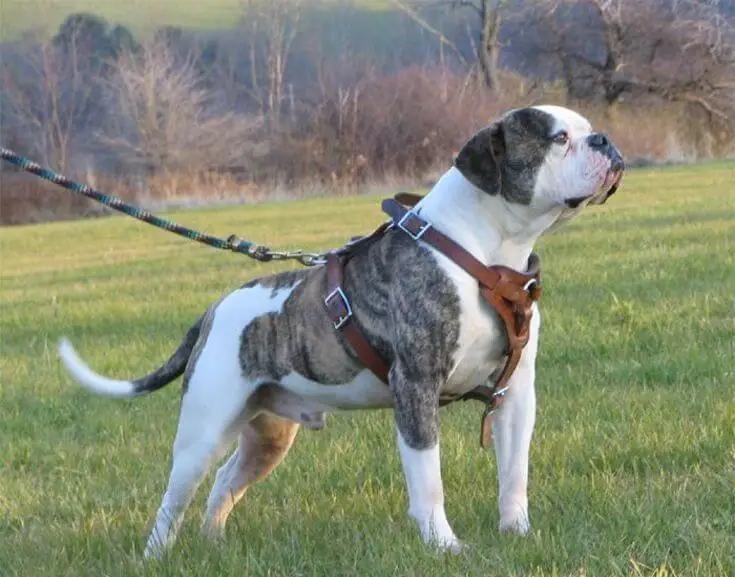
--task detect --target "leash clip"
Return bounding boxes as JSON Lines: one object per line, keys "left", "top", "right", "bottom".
{"left": 492, "top": 385, "right": 509, "bottom": 401}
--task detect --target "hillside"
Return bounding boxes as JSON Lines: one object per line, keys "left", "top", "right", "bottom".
{"left": 0, "top": 0, "right": 392, "bottom": 39}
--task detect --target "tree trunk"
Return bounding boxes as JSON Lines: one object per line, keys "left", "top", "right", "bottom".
{"left": 478, "top": 0, "right": 502, "bottom": 92}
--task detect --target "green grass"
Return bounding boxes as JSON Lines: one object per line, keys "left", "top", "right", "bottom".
{"left": 1, "top": 162, "right": 734, "bottom": 576}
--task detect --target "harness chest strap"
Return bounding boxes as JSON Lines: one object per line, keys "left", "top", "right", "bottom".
{"left": 324, "top": 195, "right": 542, "bottom": 447}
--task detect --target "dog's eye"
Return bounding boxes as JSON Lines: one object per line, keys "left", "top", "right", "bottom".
{"left": 553, "top": 131, "right": 569, "bottom": 145}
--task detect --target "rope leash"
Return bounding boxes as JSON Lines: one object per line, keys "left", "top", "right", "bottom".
{"left": 0, "top": 148, "right": 327, "bottom": 266}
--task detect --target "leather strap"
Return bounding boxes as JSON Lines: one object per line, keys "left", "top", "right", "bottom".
{"left": 393, "top": 192, "right": 424, "bottom": 207}
{"left": 382, "top": 198, "right": 542, "bottom": 447}
{"left": 382, "top": 199, "right": 542, "bottom": 301}
{"left": 325, "top": 252, "right": 391, "bottom": 382}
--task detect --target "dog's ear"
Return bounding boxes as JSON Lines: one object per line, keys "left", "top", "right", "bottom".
{"left": 453, "top": 121, "right": 506, "bottom": 195}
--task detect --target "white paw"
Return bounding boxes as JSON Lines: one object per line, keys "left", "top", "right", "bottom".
{"left": 201, "top": 520, "right": 227, "bottom": 541}
{"left": 416, "top": 506, "right": 463, "bottom": 554}
{"left": 499, "top": 511, "right": 530, "bottom": 535}
{"left": 143, "top": 526, "right": 175, "bottom": 559}
{"left": 422, "top": 529, "right": 464, "bottom": 554}
{"left": 440, "top": 536, "right": 465, "bottom": 555}
{"left": 143, "top": 542, "right": 166, "bottom": 560}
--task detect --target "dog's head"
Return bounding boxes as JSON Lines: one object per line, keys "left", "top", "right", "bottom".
{"left": 454, "top": 105, "right": 624, "bottom": 217}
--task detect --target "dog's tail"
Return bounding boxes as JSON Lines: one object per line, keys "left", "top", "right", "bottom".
{"left": 58, "top": 317, "right": 202, "bottom": 398}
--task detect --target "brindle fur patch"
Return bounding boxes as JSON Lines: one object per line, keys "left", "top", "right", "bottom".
{"left": 238, "top": 231, "right": 462, "bottom": 449}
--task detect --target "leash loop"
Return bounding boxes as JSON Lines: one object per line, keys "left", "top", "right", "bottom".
{"left": 1, "top": 147, "right": 329, "bottom": 267}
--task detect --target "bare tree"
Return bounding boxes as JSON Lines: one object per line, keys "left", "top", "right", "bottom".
{"left": 241, "top": 0, "right": 302, "bottom": 129}
{"left": 530, "top": 0, "right": 734, "bottom": 111}
{"left": 517, "top": 0, "right": 734, "bottom": 153}
{"left": 99, "top": 37, "right": 264, "bottom": 175}
{"left": 442, "top": 0, "right": 508, "bottom": 92}
{"left": 389, "top": 0, "right": 468, "bottom": 68}
{"left": 1, "top": 32, "right": 99, "bottom": 171}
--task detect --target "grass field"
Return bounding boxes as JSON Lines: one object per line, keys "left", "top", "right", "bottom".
{"left": 1, "top": 162, "right": 734, "bottom": 576}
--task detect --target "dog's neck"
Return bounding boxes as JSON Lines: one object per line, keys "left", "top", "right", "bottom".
{"left": 418, "top": 168, "right": 565, "bottom": 272}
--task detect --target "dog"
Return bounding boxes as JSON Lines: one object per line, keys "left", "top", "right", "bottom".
{"left": 58, "top": 105, "right": 624, "bottom": 557}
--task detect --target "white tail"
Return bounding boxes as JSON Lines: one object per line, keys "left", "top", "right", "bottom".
{"left": 58, "top": 338, "right": 137, "bottom": 398}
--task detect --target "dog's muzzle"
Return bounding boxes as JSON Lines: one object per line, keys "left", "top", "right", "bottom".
{"left": 565, "top": 133, "right": 624, "bottom": 208}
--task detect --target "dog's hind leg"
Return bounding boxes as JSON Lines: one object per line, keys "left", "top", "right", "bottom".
{"left": 201, "top": 412, "right": 299, "bottom": 538}
{"left": 141, "top": 280, "right": 303, "bottom": 558}
{"left": 143, "top": 334, "right": 255, "bottom": 557}
{"left": 143, "top": 385, "right": 254, "bottom": 558}
{"left": 143, "top": 426, "right": 221, "bottom": 558}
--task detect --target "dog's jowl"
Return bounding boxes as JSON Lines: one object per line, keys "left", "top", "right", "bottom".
{"left": 58, "top": 105, "right": 624, "bottom": 557}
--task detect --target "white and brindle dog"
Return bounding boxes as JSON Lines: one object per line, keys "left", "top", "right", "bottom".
{"left": 59, "top": 105, "right": 624, "bottom": 557}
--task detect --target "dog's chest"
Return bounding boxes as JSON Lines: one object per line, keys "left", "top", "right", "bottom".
{"left": 442, "top": 280, "right": 508, "bottom": 395}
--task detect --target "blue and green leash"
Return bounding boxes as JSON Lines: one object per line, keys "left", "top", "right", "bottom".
{"left": 0, "top": 147, "right": 326, "bottom": 266}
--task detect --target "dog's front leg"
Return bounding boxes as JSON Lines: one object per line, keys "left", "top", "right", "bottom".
{"left": 392, "top": 362, "right": 461, "bottom": 553}
{"left": 492, "top": 308, "right": 540, "bottom": 535}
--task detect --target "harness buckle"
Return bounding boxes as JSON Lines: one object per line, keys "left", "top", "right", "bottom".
{"left": 324, "top": 287, "right": 353, "bottom": 329}
{"left": 523, "top": 278, "right": 538, "bottom": 291}
{"left": 397, "top": 212, "right": 431, "bottom": 240}
{"left": 523, "top": 277, "right": 542, "bottom": 301}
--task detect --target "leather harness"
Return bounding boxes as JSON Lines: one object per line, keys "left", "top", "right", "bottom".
{"left": 323, "top": 193, "right": 543, "bottom": 447}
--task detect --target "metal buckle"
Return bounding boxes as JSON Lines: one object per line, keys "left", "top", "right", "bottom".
{"left": 492, "top": 385, "right": 510, "bottom": 400}
{"left": 523, "top": 277, "right": 542, "bottom": 301}
{"left": 397, "top": 212, "right": 431, "bottom": 240}
{"left": 324, "top": 287, "right": 352, "bottom": 329}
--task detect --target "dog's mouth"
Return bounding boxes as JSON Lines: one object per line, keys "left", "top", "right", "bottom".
{"left": 565, "top": 158, "right": 624, "bottom": 208}
{"left": 599, "top": 159, "right": 624, "bottom": 203}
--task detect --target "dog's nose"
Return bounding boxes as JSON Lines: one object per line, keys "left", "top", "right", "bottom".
{"left": 587, "top": 132, "right": 610, "bottom": 150}
{"left": 589, "top": 132, "right": 624, "bottom": 173}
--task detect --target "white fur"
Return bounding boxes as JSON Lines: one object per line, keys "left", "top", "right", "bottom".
{"left": 532, "top": 104, "right": 610, "bottom": 209}
{"left": 397, "top": 432, "right": 461, "bottom": 553}
{"left": 280, "top": 369, "right": 393, "bottom": 409}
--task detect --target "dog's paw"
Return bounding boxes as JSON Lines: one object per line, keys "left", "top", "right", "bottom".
{"left": 499, "top": 512, "right": 530, "bottom": 536}
{"left": 443, "top": 537, "right": 465, "bottom": 555}
{"left": 425, "top": 534, "right": 464, "bottom": 555}
{"left": 299, "top": 411, "right": 326, "bottom": 430}
{"left": 201, "top": 521, "right": 227, "bottom": 541}
{"left": 417, "top": 514, "right": 464, "bottom": 554}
